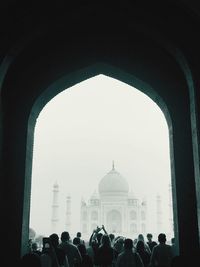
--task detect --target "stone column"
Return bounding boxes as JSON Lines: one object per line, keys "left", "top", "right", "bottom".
{"left": 51, "top": 182, "right": 59, "bottom": 233}
{"left": 65, "top": 195, "right": 71, "bottom": 233}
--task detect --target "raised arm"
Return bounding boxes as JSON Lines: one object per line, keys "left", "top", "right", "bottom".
{"left": 89, "top": 226, "right": 102, "bottom": 246}
{"left": 102, "top": 225, "right": 108, "bottom": 235}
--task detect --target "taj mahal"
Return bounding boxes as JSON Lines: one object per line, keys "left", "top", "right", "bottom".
{"left": 51, "top": 162, "right": 174, "bottom": 239}
{"left": 80, "top": 162, "right": 148, "bottom": 237}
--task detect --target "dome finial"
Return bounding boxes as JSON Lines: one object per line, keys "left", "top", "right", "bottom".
{"left": 112, "top": 160, "right": 115, "bottom": 170}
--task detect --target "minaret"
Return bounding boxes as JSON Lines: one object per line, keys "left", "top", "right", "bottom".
{"left": 65, "top": 194, "right": 71, "bottom": 232}
{"left": 141, "top": 196, "right": 147, "bottom": 235}
{"left": 51, "top": 181, "right": 59, "bottom": 233}
{"left": 156, "top": 194, "right": 162, "bottom": 235}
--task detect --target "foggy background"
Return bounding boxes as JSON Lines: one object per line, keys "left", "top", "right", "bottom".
{"left": 30, "top": 74, "right": 173, "bottom": 240}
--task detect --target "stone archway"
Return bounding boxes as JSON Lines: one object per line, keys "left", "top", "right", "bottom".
{"left": 2, "top": 58, "right": 193, "bottom": 259}
{"left": 25, "top": 64, "right": 174, "bottom": 253}
{"left": 1, "top": 11, "right": 199, "bottom": 261}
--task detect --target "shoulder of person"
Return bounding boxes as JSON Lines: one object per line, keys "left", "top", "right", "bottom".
{"left": 70, "top": 243, "right": 78, "bottom": 249}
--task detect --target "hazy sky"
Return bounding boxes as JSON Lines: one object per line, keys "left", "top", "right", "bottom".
{"left": 30, "top": 74, "right": 173, "bottom": 239}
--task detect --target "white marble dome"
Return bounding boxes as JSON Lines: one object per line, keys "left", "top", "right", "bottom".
{"left": 98, "top": 164, "right": 129, "bottom": 194}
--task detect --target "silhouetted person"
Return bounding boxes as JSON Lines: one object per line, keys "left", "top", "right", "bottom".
{"left": 96, "top": 232, "right": 103, "bottom": 246}
{"left": 109, "top": 233, "right": 115, "bottom": 247}
{"left": 77, "top": 243, "right": 93, "bottom": 267}
{"left": 88, "top": 227, "right": 103, "bottom": 265}
{"left": 59, "top": 231, "right": 82, "bottom": 267}
{"left": 89, "top": 226, "right": 102, "bottom": 248}
{"left": 28, "top": 239, "right": 33, "bottom": 253}
{"left": 146, "top": 233, "right": 157, "bottom": 253}
{"left": 150, "top": 233, "right": 173, "bottom": 267}
{"left": 40, "top": 237, "right": 60, "bottom": 267}
{"left": 32, "top": 242, "right": 42, "bottom": 256}
{"left": 49, "top": 233, "right": 69, "bottom": 267}
{"left": 86, "top": 240, "right": 96, "bottom": 264}
{"left": 94, "top": 234, "right": 117, "bottom": 267}
{"left": 76, "top": 232, "right": 85, "bottom": 245}
{"left": 136, "top": 240, "right": 150, "bottom": 267}
{"left": 137, "top": 234, "right": 151, "bottom": 254}
{"left": 113, "top": 236, "right": 125, "bottom": 254}
{"left": 73, "top": 237, "right": 81, "bottom": 246}
{"left": 116, "top": 238, "right": 144, "bottom": 267}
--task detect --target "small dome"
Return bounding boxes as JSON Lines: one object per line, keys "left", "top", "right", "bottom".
{"left": 90, "top": 190, "right": 99, "bottom": 199}
{"left": 98, "top": 163, "right": 129, "bottom": 194}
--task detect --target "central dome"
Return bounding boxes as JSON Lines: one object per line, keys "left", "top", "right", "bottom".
{"left": 98, "top": 163, "right": 129, "bottom": 194}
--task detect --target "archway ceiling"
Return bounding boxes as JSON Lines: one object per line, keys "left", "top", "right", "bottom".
{"left": 0, "top": 1, "right": 200, "bottom": 56}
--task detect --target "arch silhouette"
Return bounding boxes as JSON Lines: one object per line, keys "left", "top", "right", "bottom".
{"left": 24, "top": 64, "right": 175, "bottom": 255}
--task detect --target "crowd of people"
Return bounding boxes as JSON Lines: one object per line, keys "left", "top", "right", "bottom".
{"left": 20, "top": 225, "right": 180, "bottom": 267}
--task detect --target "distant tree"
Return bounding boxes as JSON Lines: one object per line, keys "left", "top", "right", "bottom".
{"left": 29, "top": 228, "right": 36, "bottom": 240}
{"left": 35, "top": 235, "right": 44, "bottom": 249}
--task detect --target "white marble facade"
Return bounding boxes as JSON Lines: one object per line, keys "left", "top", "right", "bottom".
{"left": 80, "top": 163, "right": 147, "bottom": 238}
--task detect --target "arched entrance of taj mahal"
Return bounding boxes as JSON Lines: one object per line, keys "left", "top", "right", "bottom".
{"left": 107, "top": 210, "right": 122, "bottom": 234}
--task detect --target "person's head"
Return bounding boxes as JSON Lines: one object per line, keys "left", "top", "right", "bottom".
{"left": 109, "top": 233, "right": 115, "bottom": 242}
{"left": 101, "top": 234, "right": 111, "bottom": 247}
{"left": 49, "top": 233, "right": 59, "bottom": 247}
{"left": 124, "top": 238, "right": 133, "bottom": 250}
{"left": 77, "top": 232, "right": 81, "bottom": 238}
{"left": 32, "top": 242, "right": 38, "bottom": 251}
{"left": 117, "top": 237, "right": 124, "bottom": 245}
{"left": 147, "top": 233, "right": 153, "bottom": 241}
{"left": 138, "top": 234, "right": 144, "bottom": 242}
{"left": 97, "top": 232, "right": 103, "bottom": 244}
{"left": 136, "top": 240, "right": 145, "bottom": 252}
{"left": 73, "top": 237, "right": 81, "bottom": 246}
{"left": 61, "top": 231, "right": 70, "bottom": 242}
{"left": 158, "top": 233, "right": 166, "bottom": 244}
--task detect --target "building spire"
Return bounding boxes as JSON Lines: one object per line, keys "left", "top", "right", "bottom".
{"left": 51, "top": 182, "right": 59, "bottom": 233}
{"left": 65, "top": 194, "right": 71, "bottom": 232}
{"left": 112, "top": 160, "right": 115, "bottom": 170}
